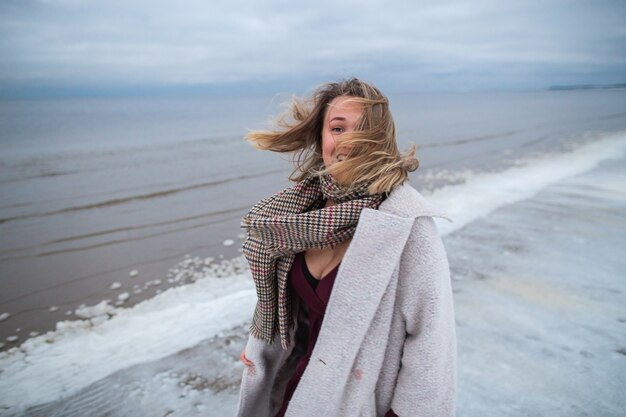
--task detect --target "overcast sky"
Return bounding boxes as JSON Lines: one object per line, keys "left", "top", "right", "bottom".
{"left": 0, "top": 0, "right": 624, "bottom": 97}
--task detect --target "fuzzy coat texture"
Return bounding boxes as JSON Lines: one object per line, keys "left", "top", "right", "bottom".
{"left": 235, "top": 180, "right": 457, "bottom": 417}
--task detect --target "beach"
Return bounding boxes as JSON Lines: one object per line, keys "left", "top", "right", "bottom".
{"left": 0, "top": 89, "right": 625, "bottom": 416}
{"left": 2, "top": 89, "right": 626, "bottom": 347}
{"left": 0, "top": 130, "right": 624, "bottom": 416}
{"left": 452, "top": 152, "right": 626, "bottom": 416}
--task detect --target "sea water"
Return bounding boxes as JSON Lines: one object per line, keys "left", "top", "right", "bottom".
{"left": 0, "top": 88, "right": 625, "bottom": 415}
{"left": 1, "top": 89, "right": 625, "bottom": 348}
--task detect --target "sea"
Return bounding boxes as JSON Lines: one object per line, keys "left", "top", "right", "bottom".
{"left": 0, "top": 88, "right": 625, "bottom": 416}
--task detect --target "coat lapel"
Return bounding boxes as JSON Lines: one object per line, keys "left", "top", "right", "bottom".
{"left": 316, "top": 182, "right": 451, "bottom": 365}
{"left": 291, "top": 208, "right": 411, "bottom": 416}
{"left": 291, "top": 182, "right": 451, "bottom": 415}
{"left": 287, "top": 183, "right": 447, "bottom": 415}
{"left": 320, "top": 206, "right": 414, "bottom": 352}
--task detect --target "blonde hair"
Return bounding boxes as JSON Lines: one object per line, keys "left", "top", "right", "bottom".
{"left": 245, "top": 77, "right": 419, "bottom": 195}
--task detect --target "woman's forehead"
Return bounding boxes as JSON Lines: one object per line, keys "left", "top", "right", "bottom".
{"left": 325, "top": 96, "right": 363, "bottom": 120}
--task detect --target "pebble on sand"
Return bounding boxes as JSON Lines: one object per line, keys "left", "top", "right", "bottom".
{"left": 110, "top": 282, "right": 122, "bottom": 290}
{"left": 129, "top": 270, "right": 139, "bottom": 278}
{"left": 0, "top": 312, "right": 10, "bottom": 322}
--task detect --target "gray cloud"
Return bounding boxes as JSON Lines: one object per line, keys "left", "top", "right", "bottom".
{"left": 0, "top": 0, "right": 624, "bottom": 95}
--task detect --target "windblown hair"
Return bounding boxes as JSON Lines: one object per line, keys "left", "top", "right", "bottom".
{"left": 245, "top": 77, "right": 420, "bottom": 195}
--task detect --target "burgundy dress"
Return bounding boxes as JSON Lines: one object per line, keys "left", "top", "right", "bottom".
{"left": 274, "top": 251, "right": 398, "bottom": 417}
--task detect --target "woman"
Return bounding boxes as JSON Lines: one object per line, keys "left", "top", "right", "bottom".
{"left": 236, "top": 78, "right": 457, "bottom": 417}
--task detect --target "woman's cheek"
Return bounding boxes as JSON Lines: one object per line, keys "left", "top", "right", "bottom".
{"left": 322, "top": 133, "right": 336, "bottom": 162}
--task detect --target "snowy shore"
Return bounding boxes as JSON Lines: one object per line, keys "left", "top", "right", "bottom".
{"left": 1, "top": 133, "right": 625, "bottom": 417}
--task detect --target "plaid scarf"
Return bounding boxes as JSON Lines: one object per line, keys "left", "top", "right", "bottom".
{"left": 240, "top": 172, "right": 386, "bottom": 349}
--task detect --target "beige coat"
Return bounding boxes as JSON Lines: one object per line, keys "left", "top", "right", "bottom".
{"left": 235, "top": 181, "right": 457, "bottom": 417}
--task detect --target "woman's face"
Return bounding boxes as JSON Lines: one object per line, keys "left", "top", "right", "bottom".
{"left": 321, "top": 96, "right": 363, "bottom": 168}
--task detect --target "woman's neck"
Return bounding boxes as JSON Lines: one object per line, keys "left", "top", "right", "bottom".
{"left": 324, "top": 199, "right": 337, "bottom": 208}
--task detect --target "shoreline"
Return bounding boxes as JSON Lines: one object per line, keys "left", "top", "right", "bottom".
{"left": 0, "top": 134, "right": 626, "bottom": 417}
{"left": 1, "top": 133, "right": 625, "bottom": 415}
{"left": 0, "top": 131, "right": 626, "bottom": 351}
{"left": 2, "top": 90, "right": 626, "bottom": 350}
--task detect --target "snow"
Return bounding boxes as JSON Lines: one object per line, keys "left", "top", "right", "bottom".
{"left": 0, "top": 131, "right": 624, "bottom": 416}
{"left": 0, "top": 273, "right": 255, "bottom": 414}
{"left": 428, "top": 132, "right": 626, "bottom": 236}
{"left": 74, "top": 300, "right": 117, "bottom": 320}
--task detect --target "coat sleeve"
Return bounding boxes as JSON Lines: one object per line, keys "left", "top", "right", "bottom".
{"left": 235, "top": 332, "right": 293, "bottom": 417}
{"left": 390, "top": 216, "right": 457, "bottom": 417}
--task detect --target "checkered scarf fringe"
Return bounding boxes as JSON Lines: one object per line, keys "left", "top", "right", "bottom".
{"left": 240, "top": 172, "right": 386, "bottom": 350}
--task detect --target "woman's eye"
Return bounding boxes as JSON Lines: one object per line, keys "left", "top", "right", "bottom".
{"left": 331, "top": 127, "right": 343, "bottom": 134}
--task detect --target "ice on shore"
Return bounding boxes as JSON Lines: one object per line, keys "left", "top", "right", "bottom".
{"left": 75, "top": 300, "right": 116, "bottom": 319}
{"left": 0, "top": 271, "right": 256, "bottom": 415}
{"left": 428, "top": 132, "right": 626, "bottom": 236}
{"left": 448, "top": 154, "right": 626, "bottom": 416}
{"left": 0, "top": 132, "right": 624, "bottom": 416}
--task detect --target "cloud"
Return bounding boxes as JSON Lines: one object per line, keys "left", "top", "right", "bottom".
{"left": 0, "top": 0, "right": 624, "bottom": 94}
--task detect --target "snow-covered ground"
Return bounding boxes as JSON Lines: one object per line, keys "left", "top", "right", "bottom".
{"left": 450, "top": 153, "right": 626, "bottom": 416}
{"left": 1, "top": 132, "right": 625, "bottom": 417}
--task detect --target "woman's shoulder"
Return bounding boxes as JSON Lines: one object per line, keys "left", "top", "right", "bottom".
{"left": 377, "top": 181, "right": 452, "bottom": 222}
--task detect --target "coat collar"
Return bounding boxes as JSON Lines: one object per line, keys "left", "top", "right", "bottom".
{"left": 377, "top": 180, "right": 452, "bottom": 221}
